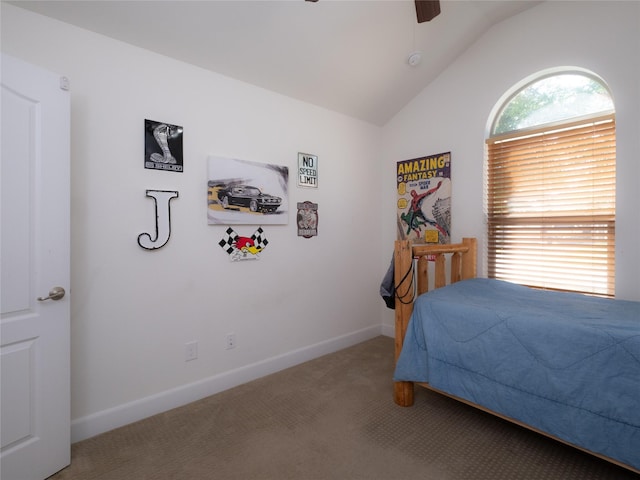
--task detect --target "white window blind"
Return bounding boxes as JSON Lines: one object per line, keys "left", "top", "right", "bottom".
{"left": 486, "top": 114, "right": 615, "bottom": 297}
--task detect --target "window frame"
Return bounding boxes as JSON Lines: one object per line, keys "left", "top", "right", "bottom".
{"left": 485, "top": 73, "right": 616, "bottom": 297}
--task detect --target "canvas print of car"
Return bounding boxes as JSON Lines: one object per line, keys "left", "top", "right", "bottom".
{"left": 207, "top": 156, "right": 289, "bottom": 225}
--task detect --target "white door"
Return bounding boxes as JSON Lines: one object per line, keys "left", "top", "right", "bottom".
{"left": 1, "top": 54, "right": 70, "bottom": 480}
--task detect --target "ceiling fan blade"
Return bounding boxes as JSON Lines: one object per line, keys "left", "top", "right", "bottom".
{"left": 415, "top": 0, "right": 441, "bottom": 23}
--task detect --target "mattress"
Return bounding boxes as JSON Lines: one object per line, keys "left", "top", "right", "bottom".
{"left": 394, "top": 278, "right": 640, "bottom": 470}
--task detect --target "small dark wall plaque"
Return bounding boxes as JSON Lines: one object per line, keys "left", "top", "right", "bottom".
{"left": 145, "top": 119, "right": 183, "bottom": 172}
{"left": 297, "top": 201, "right": 318, "bottom": 238}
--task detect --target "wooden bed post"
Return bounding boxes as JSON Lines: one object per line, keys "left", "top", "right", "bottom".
{"left": 394, "top": 240, "right": 415, "bottom": 407}
{"left": 393, "top": 237, "right": 477, "bottom": 407}
{"left": 461, "top": 237, "right": 477, "bottom": 280}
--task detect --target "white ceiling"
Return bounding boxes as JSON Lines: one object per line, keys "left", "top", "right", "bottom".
{"left": 11, "top": 0, "right": 541, "bottom": 126}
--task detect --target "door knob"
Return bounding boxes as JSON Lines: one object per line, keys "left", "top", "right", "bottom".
{"left": 37, "top": 286, "right": 66, "bottom": 301}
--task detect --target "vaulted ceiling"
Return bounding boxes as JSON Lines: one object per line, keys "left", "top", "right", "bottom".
{"left": 11, "top": 0, "right": 541, "bottom": 126}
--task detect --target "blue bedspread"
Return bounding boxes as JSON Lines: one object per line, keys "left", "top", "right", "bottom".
{"left": 394, "top": 278, "right": 640, "bottom": 470}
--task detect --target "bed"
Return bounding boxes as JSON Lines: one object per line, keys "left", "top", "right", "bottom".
{"left": 392, "top": 238, "right": 640, "bottom": 474}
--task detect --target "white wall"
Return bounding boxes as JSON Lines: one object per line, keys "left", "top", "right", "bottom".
{"left": 380, "top": 0, "right": 640, "bottom": 336}
{"left": 2, "top": 4, "right": 384, "bottom": 441}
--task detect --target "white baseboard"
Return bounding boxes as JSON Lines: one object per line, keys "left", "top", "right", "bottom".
{"left": 71, "top": 325, "right": 385, "bottom": 443}
{"left": 380, "top": 323, "right": 394, "bottom": 338}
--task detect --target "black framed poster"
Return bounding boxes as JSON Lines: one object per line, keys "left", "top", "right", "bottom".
{"left": 145, "top": 119, "right": 183, "bottom": 172}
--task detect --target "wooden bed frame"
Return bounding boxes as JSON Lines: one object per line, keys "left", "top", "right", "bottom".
{"left": 392, "top": 237, "right": 639, "bottom": 475}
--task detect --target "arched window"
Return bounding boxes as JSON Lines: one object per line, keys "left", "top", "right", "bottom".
{"left": 485, "top": 71, "right": 615, "bottom": 297}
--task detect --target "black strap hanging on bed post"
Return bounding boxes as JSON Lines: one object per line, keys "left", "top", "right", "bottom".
{"left": 395, "top": 260, "right": 415, "bottom": 305}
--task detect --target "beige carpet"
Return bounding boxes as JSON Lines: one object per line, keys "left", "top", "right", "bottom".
{"left": 49, "top": 336, "right": 638, "bottom": 480}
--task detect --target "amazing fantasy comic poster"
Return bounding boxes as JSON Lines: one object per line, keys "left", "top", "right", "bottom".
{"left": 396, "top": 152, "right": 451, "bottom": 244}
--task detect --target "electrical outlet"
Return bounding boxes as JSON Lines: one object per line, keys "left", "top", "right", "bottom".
{"left": 185, "top": 341, "right": 198, "bottom": 361}
{"left": 225, "top": 333, "right": 236, "bottom": 350}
